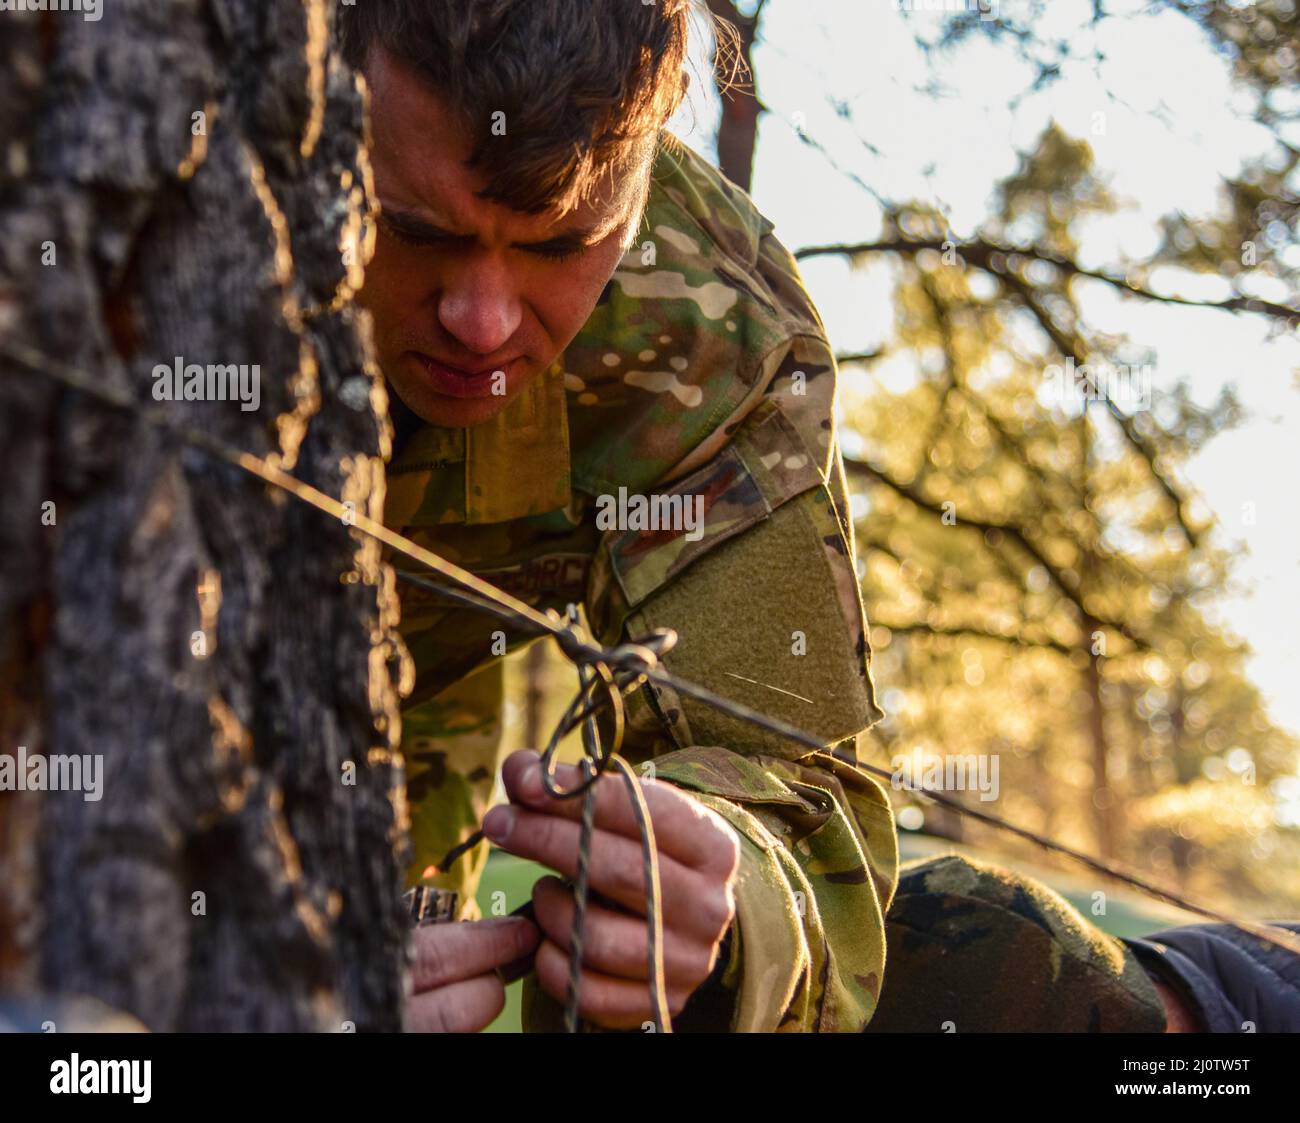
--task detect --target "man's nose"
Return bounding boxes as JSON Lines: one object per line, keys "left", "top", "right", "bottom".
{"left": 437, "top": 258, "right": 522, "bottom": 357}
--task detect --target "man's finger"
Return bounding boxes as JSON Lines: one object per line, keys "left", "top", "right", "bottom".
{"left": 404, "top": 973, "right": 505, "bottom": 1033}
{"left": 484, "top": 806, "right": 726, "bottom": 929}
{"left": 409, "top": 916, "right": 540, "bottom": 992}
{"left": 533, "top": 939, "right": 689, "bottom": 1029}
{"left": 530, "top": 875, "right": 718, "bottom": 984}
{"left": 498, "top": 749, "right": 738, "bottom": 875}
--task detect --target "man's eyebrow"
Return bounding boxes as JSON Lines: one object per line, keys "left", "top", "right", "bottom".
{"left": 524, "top": 191, "right": 645, "bottom": 250}
{"left": 378, "top": 208, "right": 468, "bottom": 243}
{"left": 377, "top": 204, "right": 611, "bottom": 251}
{"left": 519, "top": 226, "right": 602, "bottom": 252}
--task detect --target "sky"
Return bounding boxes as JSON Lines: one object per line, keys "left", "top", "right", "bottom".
{"left": 666, "top": 0, "right": 1300, "bottom": 738}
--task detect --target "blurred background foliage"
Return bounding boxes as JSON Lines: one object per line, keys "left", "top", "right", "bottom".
{"left": 494, "top": 0, "right": 1300, "bottom": 921}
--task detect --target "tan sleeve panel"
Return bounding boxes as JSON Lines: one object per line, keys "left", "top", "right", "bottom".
{"left": 623, "top": 484, "right": 882, "bottom": 761}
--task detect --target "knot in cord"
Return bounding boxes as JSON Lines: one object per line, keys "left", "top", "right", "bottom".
{"left": 547, "top": 610, "right": 678, "bottom": 691}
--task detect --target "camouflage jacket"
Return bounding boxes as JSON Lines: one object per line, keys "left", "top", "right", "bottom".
{"left": 385, "top": 132, "right": 895, "bottom": 1032}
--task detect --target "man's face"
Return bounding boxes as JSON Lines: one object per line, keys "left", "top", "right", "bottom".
{"left": 359, "top": 47, "right": 652, "bottom": 429}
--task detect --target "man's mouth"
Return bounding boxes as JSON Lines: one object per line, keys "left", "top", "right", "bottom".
{"left": 408, "top": 353, "right": 517, "bottom": 400}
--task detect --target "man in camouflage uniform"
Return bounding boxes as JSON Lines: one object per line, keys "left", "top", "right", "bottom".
{"left": 342, "top": 2, "right": 1180, "bottom": 1033}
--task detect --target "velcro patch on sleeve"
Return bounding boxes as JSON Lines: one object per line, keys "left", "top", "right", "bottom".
{"left": 607, "top": 404, "right": 824, "bottom": 608}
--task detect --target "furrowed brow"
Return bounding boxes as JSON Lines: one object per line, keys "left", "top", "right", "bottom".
{"left": 378, "top": 207, "right": 467, "bottom": 244}
{"left": 378, "top": 202, "right": 625, "bottom": 252}
{"left": 517, "top": 227, "right": 601, "bottom": 253}
{"left": 522, "top": 189, "right": 644, "bottom": 253}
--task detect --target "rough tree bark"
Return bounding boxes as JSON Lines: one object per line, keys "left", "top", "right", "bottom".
{"left": 0, "top": 2, "right": 411, "bottom": 1030}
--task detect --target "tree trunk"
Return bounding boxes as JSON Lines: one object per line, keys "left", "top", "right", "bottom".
{"left": 1167, "top": 681, "right": 1194, "bottom": 891}
{"left": 1079, "top": 410, "right": 1115, "bottom": 862}
{"left": 1081, "top": 624, "right": 1115, "bottom": 863}
{"left": 706, "top": 0, "right": 765, "bottom": 193}
{"left": 0, "top": 1, "right": 409, "bottom": 1031}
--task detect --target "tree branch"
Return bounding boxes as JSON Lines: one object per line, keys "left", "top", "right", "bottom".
{"left": 796, "top": 235, "right": 1299, "bottom": 325}
{"left": 996, "top": 268, "right": 1204, "bottom": 549}
{"left": 843, "top": 454, "right": 1156, "bottom": 654}
{"left": 871, "top": 619, "right": 1076, "bottom": 657}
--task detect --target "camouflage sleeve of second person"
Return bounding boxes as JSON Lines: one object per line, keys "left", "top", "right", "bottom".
{"left": 566, "top": 331, "right": 898, "bottom": 1033}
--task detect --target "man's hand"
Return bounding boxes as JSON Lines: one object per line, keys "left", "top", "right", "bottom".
{"left": 404, "top": 916, "right": 540, "bottom": 1032}
{"left": 1152, "top": 975, "right": 1201, "bottom": 1033}
{"left": 483, "top": 749, "right": 741, "bottom": 1029}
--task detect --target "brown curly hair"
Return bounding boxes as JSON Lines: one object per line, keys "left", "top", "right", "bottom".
{"left": 338, "top": 0, "right": 711, "bottom": 216}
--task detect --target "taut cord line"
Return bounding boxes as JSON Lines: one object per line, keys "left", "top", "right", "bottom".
{"left": 8, "top": 340, "right": 1298, "bottom": 988}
